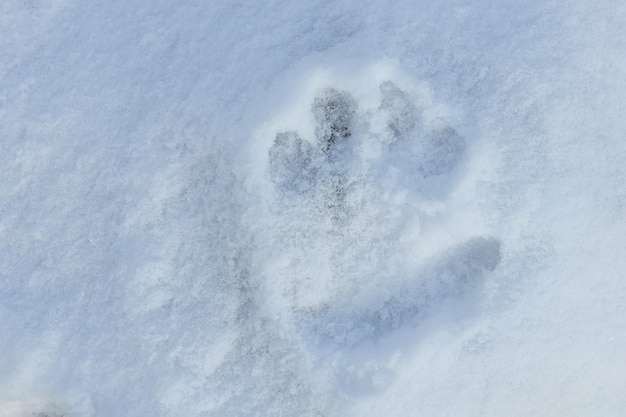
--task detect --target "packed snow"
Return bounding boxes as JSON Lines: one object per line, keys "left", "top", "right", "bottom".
{"left": 1, "top": 0, "right": 625, "bottom": 416}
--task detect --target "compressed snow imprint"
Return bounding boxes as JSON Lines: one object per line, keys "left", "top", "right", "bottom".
{"left": 269, "top": 81, "right": 467, "bottom": 204}
{"left": 259, "top": 75, "right": 501, "bottom": 398}
{"left": 303, "top": 237, "right": 501, "bottom": 349}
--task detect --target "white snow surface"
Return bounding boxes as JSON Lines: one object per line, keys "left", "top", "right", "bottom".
{"left": 1, "top": 0, "right": 626, "bottom": 416}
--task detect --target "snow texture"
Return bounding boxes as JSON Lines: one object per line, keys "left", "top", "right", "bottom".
{"left": 1, "top": 0, "right": 626, "bottom": 416}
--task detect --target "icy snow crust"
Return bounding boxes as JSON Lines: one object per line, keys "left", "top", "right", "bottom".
{"left": 1, "top": 0, "right": 626, "bottom": 416}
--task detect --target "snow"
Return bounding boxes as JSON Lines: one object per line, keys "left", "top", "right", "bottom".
{"left": 1, "top": 0, "right": 626, "bottom": 416}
